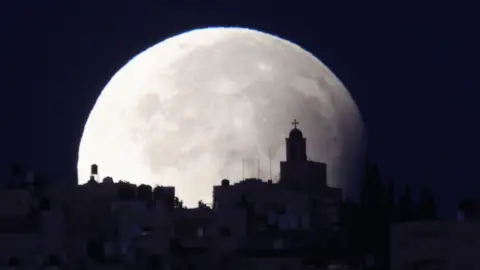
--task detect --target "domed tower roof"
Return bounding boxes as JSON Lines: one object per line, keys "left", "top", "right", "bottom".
{"left": 285, "top": 119, "right": 307, "bottom": 162}
{"left": 288, "top": 119, "right": 303, "bottom": 138}
{"left": 289, "top": 127, "right": 303, "bottom": 138}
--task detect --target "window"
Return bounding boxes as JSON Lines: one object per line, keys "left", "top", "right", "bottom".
{"left": 219, "top": 227, "right": 231, "bottom": 237}
{"left": 197, "top": 227, "right": 204, "bottom": 237}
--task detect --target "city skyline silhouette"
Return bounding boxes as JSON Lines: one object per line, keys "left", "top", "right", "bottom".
{"left": 0, "top": 2, "right": 478, "bottom": 269}
{"left": 1, "top": 3, "right": 477, "bottom": 219}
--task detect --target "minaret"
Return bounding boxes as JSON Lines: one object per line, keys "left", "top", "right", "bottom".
{"left": 285, "top": 119, "right": 307, "bottom": 162}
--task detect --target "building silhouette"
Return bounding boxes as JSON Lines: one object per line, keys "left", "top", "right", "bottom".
{"left": 8, "top": 120, "right": 480, "bottom": 269}
{"left": 279, "top": 119, "right": 341, "bottom": 199}
{"left": 0, "top": 120, "right": 353, "bottom": 269}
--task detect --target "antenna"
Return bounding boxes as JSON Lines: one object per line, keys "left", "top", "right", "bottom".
{"left": 257, "top": 157, "right": 260, "bottom": 179}
{"left": 242, "top": 159, "right": 245, "bottom": 181}
{"left": 269, "top": 148, "right": 272, "bottom": 180}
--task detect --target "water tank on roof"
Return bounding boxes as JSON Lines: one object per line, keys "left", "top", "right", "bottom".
{"left": 91, "top": 164, "right": 98, "bottom": 175}
{"left": 90, "top": 164, "right": 99, "bottom": 181}
{"left": 221, "top": 179, "right": 230, "bottom": 186}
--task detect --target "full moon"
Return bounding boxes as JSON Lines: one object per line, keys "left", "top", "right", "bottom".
{"left": 78, "top": 27, "right": 366, "bottom": 206}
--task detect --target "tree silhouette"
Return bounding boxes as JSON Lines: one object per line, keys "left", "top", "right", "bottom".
{"left": 358, "top": 158, "right": 390, "bottom": 269}
{"left": 174, "top": 196, "right": 183, "bottom": 209}
{"left": 198, "top": 200, "right": 208, "bottom": 208}
{"left": 417, "top": 187, "right": 437, "bottom": 220}
{"left": 338, "top": 198, "right": 361, "bottom": 255}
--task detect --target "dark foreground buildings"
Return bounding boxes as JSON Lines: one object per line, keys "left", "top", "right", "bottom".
{"left": 0, "top": 122, "right": 357, "bottom": 269}
{"left": 2, "top": 121, "right": 477, "bottom": 269}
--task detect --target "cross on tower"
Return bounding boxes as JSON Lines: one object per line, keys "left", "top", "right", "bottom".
{"left": 291, "top": 119, "right": 299, "bottom": 129}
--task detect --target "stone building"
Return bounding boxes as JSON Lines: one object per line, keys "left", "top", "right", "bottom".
{"left": 0, "top": 121, "right": 347, "bottom": 269}
{"left": 171, "top": 205, "right": 214, "bottom": 270}
{"left": 0, "top": 180, "right": 72, "bottom": 268}
{"left": 64, "top": 176, "right": 176, "bottom": 269}
{"left": 208, "top": 122, "right": 344, "bottom": 269}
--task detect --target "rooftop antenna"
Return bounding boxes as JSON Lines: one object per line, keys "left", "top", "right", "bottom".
{"left": 242, "top": 159, "right": 245, "bottom": 181}
{"left": 269, "top": 148, "right": 272, "bottom": 180}
{"left": 257, "top": 157, "right": 260, "bottom": 179}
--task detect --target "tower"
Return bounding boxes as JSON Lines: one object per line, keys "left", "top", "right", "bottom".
{"left": 286, "top": 119, "right": 307, "bottom": 162}
{"left": 279, "top": 119, "right": 329, "bottom": 190}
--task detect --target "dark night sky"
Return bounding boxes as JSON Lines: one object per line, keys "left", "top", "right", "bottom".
{"left": 0, "top": 1, "right": 478, "bottom": 217}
